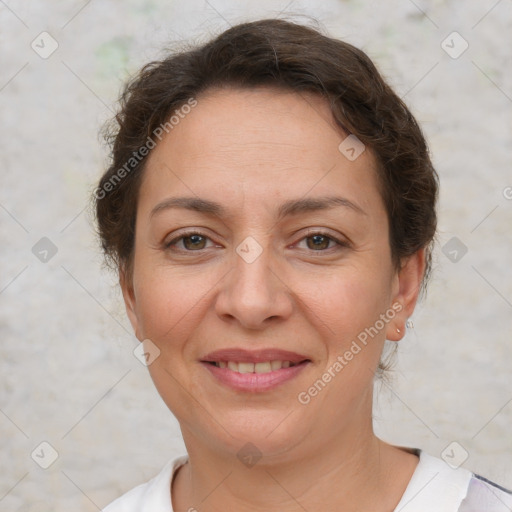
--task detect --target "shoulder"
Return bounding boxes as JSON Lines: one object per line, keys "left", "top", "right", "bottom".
{"left": 102, "top": 454, "right": 189, "bottom": 512}
{"left": 394, "top": 448, "right": 512, "bottom": 512}
{"left": 394, "top": 449, "right": 474, "bottom": 511}
{"left": 458, "top": 473, "right": 512, "bottom": 511}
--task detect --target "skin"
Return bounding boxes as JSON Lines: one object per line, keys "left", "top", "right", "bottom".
{"left": 120, "top": 86, "right": 426, "bottom": 511}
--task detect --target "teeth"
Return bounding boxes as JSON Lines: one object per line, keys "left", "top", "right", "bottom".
{"left": 213, "top": 360, "right": 298, "bottom": 373}
{"left": 255, "top": 362, "right": 271, "bottom": 373}
{"left": 270, "top": 360, "right": 282, "bottom": 371}
{"left": 238, "top": 362, "right": 254, "bottom": 374}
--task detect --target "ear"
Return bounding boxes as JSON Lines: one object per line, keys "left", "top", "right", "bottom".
{"left": 119, "top": 264, "right": 143, "bottom": 341}
{"left": 386, "top": 248, "right": 426, "bottom": 342}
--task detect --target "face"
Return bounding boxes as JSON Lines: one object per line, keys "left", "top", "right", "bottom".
{"left": 121, "top": 87, "right": 423, "bottom": 461}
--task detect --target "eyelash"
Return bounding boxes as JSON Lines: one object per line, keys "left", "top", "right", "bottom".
{"left": 164, "top": 230, "right": 349, "bottom": 254}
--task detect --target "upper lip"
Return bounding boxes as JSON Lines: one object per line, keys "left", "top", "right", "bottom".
{"left": 201, "top": 348, "right": 310, "bottom": 364}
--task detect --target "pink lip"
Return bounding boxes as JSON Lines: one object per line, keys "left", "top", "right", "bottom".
{"left": 201, "top": 348, "right": 310, "bottom": 364}
{"left": 201, "top": 360, "right": 311, "bottom": 392}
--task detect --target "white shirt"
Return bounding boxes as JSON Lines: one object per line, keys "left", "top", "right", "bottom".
{"left": 102, "top": 448, "right": 512, "bottom": 511}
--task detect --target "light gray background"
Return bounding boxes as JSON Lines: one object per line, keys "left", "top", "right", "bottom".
{"left": 1, "top": 0, "right": 511, "bottom": 510}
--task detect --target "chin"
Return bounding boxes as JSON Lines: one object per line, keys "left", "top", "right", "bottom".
{"left": 193, "top": 409, "right": 308, "bottom": 460}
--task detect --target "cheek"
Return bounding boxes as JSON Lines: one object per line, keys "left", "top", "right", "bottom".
{"left": 300, "top": 266, "right": 391, "bottom": 336}
{"left": 134, "top": 266, "right": 211, "bottom": 411}
{"left": 133, "top": 263, "right": 216, "bottom": 343}
{"left": 298, "top": 266, "right": 392, "bottom": 385}
{"left": 304, "top": 272, "right": 391, "bottom": 393}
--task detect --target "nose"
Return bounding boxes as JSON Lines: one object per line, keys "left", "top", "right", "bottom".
{"left": 214, "top": 239, "right": 294, "bottom": 330}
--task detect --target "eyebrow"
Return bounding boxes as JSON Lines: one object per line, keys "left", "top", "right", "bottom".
{"left": 150, "top": 195, "right": 367, "bottom": 220}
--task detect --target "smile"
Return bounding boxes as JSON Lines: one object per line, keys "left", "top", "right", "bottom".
{"left": 207, "top": 360, "right": 301, "bottom": 373}
{"left": 201, "top": 359, "right": 311, "bottom": 392}
{"left": 200, "top": 348, "right": 311, "bottom": 391}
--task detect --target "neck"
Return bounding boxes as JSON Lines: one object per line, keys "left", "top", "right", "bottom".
{"left": 173, "top": 416, "right": 417, "bottom": 511}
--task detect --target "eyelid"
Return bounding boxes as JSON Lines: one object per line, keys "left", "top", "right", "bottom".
{"left": 163, "top": 229, "right": 215, "bottom": 249}
{"left": 164, "top": 228, "right": 350, "bottom": 253}
{"left": 293, "top": 228, "right": 351, "bottom": 250}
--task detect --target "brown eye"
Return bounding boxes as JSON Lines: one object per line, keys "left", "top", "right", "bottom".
{"left": 306, "top": 234, "right": 332, "bottom": 250}
{"left": 165, "top": 231, "right": 212, "bottom": 251}
{"left": 182, "top": 234, "right": 207, "bottom": 250}
{"left": 294, "top": 231, "right": 350, "bottom": 253}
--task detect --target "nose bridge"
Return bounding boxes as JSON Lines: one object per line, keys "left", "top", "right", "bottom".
{"left": 216, "top": 234, "right": 292, "bottom": 328}
{"left": 233, "top": 234, "right": 278, "bottom": 305}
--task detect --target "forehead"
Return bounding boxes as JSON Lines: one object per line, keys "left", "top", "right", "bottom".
{"left": 139, "top": 86, "right": 381, "bottom": 219}
{"left": 171, "top": 86, "right": 346, "bottom": 156}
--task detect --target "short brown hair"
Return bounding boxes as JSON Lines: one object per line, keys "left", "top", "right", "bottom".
{"left": 94, "top": 18, "right": 438, "bottom": 301}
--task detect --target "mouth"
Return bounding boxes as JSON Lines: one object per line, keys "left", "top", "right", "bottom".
{"left": 199, "top": 349, "right": 312, "bottom": 392}
{"left": 204, "top": 360, "right": 308, "bottom": 373}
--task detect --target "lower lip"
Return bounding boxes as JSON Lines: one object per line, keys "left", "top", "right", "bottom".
{"left": 201, "top": 361, "right": 310, "bottom": 392}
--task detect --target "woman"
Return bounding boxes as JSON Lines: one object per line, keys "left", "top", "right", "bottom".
{"left": 94, "top": 18, "right": 511, "bottom": 511}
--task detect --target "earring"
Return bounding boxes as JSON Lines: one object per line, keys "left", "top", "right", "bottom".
{"left": 397, "top": 328, "right": 401, "bottom": 333}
